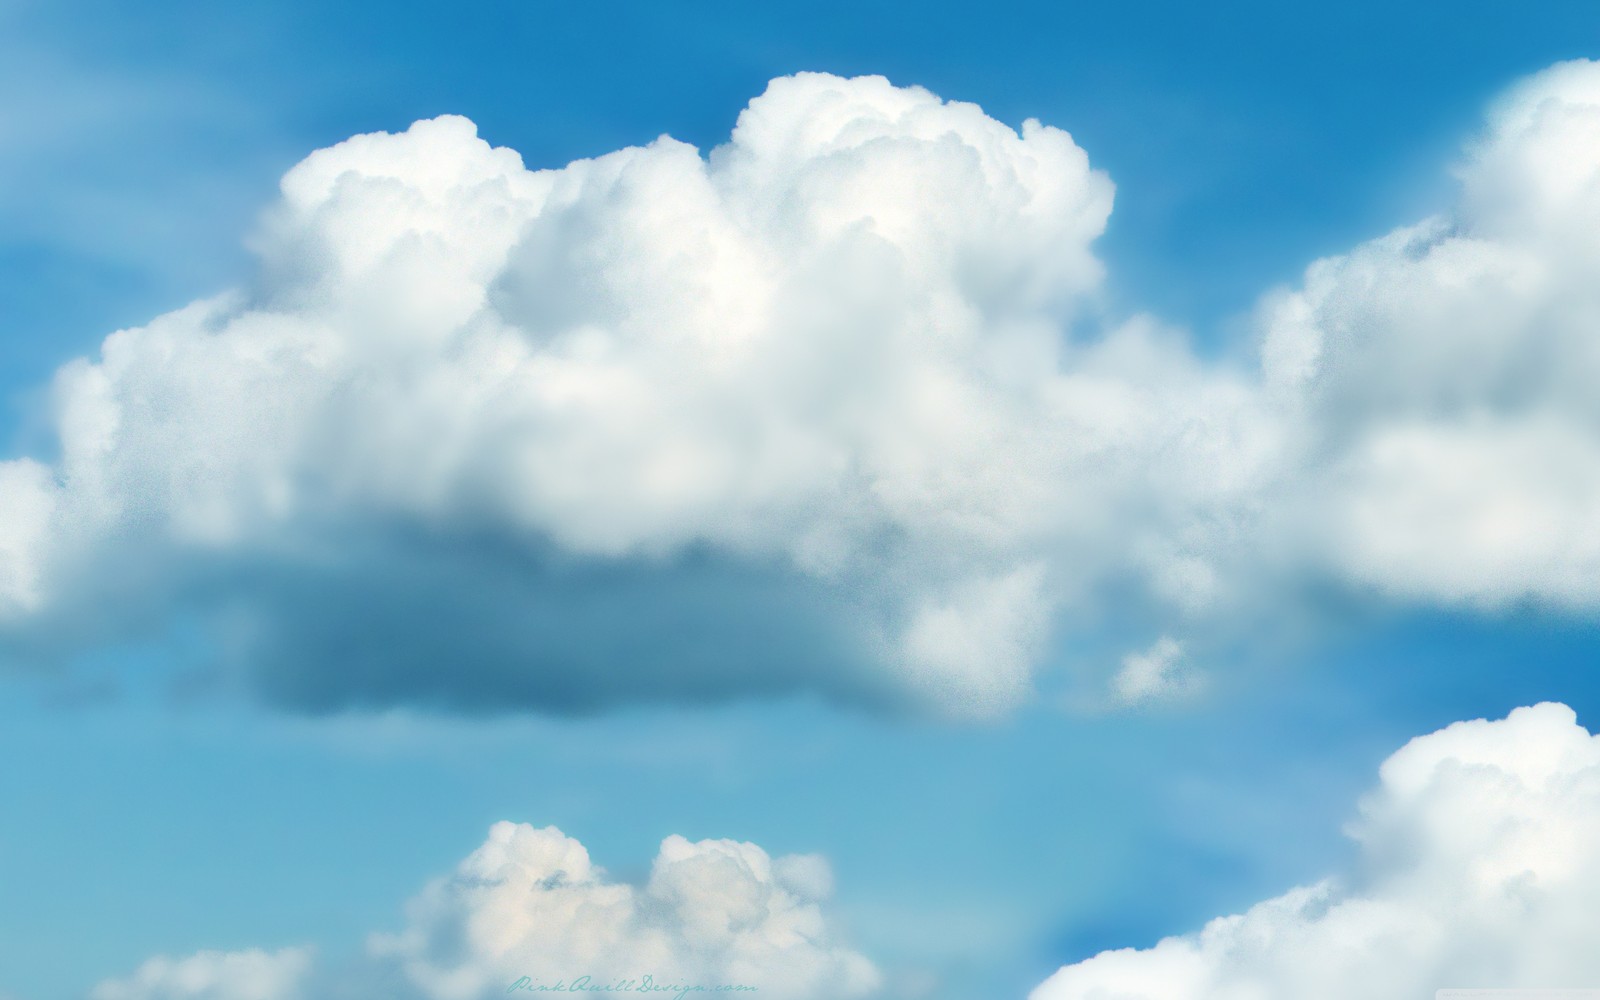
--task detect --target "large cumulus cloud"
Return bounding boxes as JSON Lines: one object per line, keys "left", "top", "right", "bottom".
{"left": 1031, "top": 702, "right": 1600, "bottom": 999}
{"left": 5, "top": 61, "right": 1600, "bottom": 715}
{"left": 0, "top": 71, "right": 1269, "bottom": 716}
{"left": 89, "top": 824, "right": 878, "bottom": 1000}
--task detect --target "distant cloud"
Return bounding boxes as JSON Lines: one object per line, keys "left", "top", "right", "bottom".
{"left": 90, "top": 825, "right": 878, "bottom": 1000}
{"left": 92, "top": 705, "right": 1600, "bottom": 1000}
{"left": 1032, "top": 702, "right": 1600, "bottom": 999}
{"left": 90, "top": 948, "right": 313, "bottom": 1000}
{"left": 371, "top": 823, "right": 879, "bottom": 1000}
{"left": 5, "top": 62, "right": 1600, "bottom": 716}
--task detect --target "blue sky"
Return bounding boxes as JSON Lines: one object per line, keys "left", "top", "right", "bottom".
{"left": 5, "top": 3, "right": 1600, "bottom": 1000}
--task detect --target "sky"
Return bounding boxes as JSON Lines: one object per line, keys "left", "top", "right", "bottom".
{"left": 4, "top": 2, "right": 1600, "bottom": 999}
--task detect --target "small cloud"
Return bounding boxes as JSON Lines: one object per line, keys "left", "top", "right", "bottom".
{"left": 1109, "top": 637, "right": 1202, "bottom": 706}
{"left": 89, "top": 947, "right": 313, "bottom": 1000}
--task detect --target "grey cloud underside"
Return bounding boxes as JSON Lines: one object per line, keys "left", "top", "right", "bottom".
{"left": 91, "top": 823, "right": 881, "bottom": 1000}
{"left": 1, "top": 521, "right": 900, "bottom": 713}
{"left": 236, "top": 531, "right": 898, "bottom": 714}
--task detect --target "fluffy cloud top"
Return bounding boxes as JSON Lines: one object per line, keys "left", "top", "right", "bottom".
{"left": 1032, "top": 702, "right": 1600, "bottom": 999}
{"left": 5, "top": 61, "right": 1600, "bottom": 715}
{"left": 371, "top": 822, "right": 879, "bottom": 1000}
{"left": 90, "top": 825, "right": 878, "bottom": 1000}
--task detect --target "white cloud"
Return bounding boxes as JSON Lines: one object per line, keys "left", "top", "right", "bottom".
{"left": 1262, "top": 59, "right": 1600, "bottom": 609}
{"left": 0, "top": 70, "right": 1275, "bottom": 717}
{"left": 1031, "top": 702, "right": 1600, "bottom": 999}
{"left": 89, "top": 947, "right": 313, "bottom": 1000}
{"left": 1316, "top": 417, "right": 1600, "bottom": 605}
{"left": 91, "top": 825, "right": 878, "bottom": 1000}
{"left": 1109, "top": 636, "right": 1200, "bottom": 706}
{"left": 0, "top": 458, "right": 54, "bottom": 613}
{"left": 6, "top": 61, "right": 1600, "bottom": 715}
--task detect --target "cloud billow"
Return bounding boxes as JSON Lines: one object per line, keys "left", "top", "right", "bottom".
{"left": 5, "top": 62, "right": 1600, "bottom": 715}
{"left": 1032, "top": 702, "right": 1600, "bottom": 999}
{"left": 0, "top": 71, "right": 1211, "bottom": 716}
{"left": 1260, "top": 61, "right": 1600, "bottom": 608}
